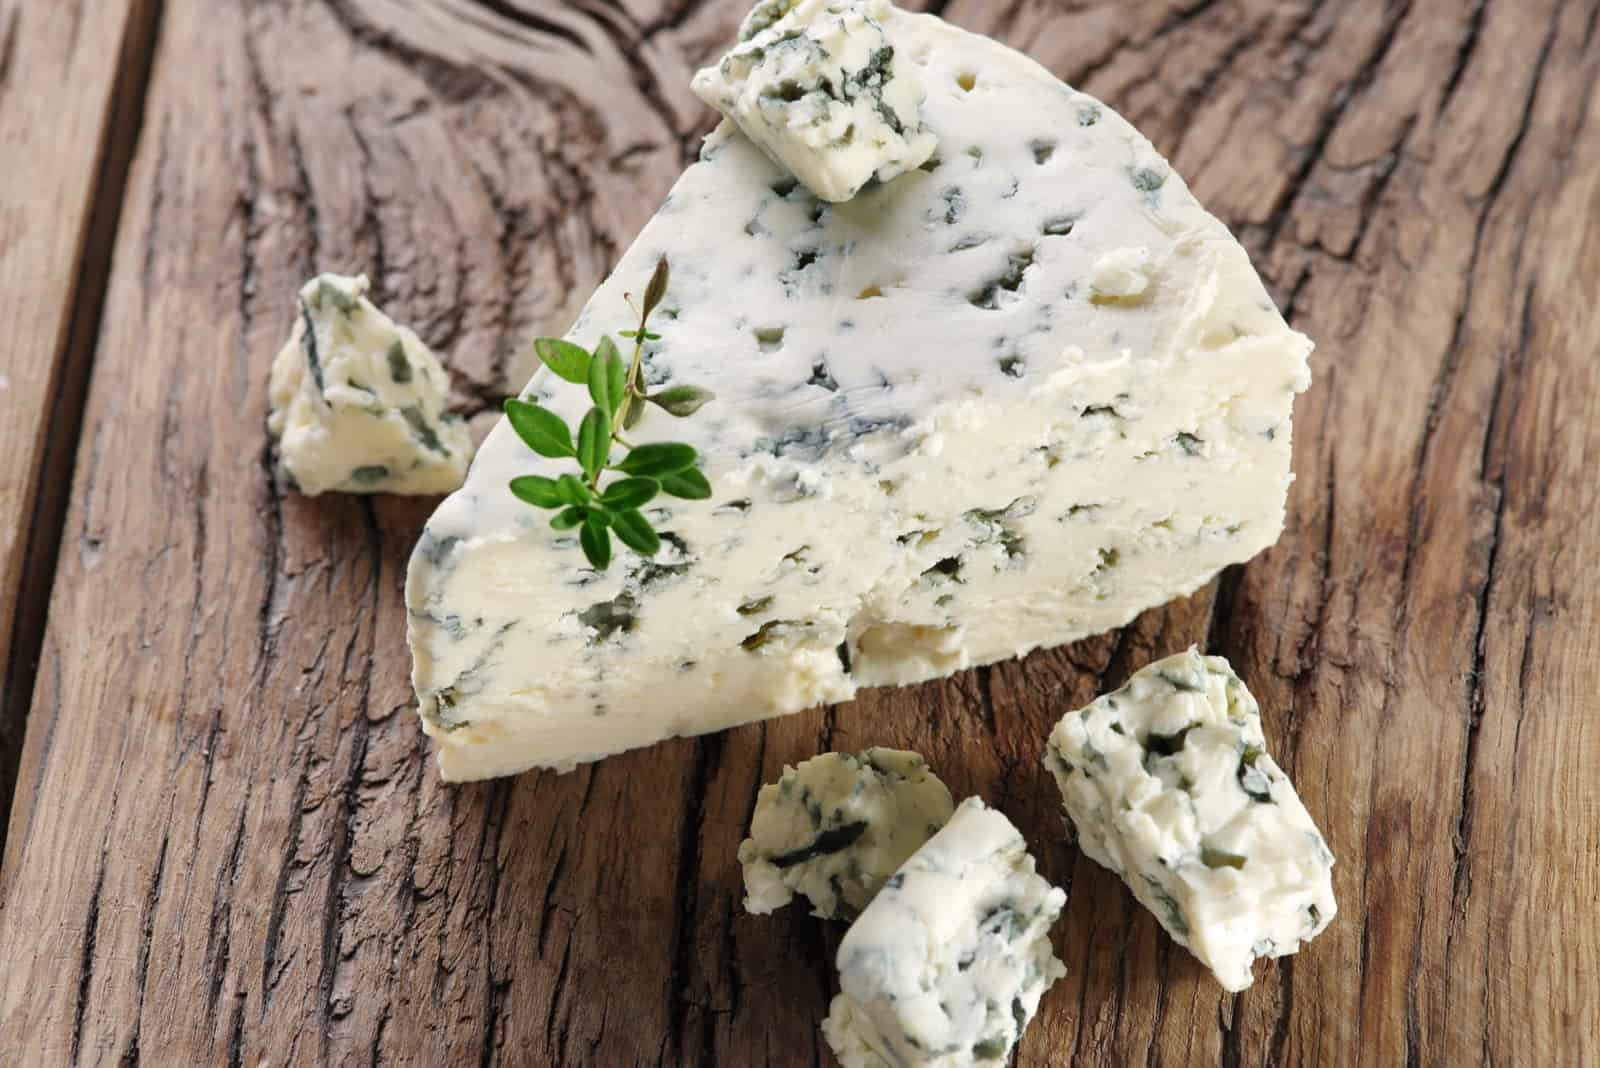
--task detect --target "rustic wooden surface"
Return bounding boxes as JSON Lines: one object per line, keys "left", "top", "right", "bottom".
{"left": 1, "top": 0, "right": 1596, "bottom": 1064}
{"left": 0, "top": 0, "right": 161, "bottom": 835}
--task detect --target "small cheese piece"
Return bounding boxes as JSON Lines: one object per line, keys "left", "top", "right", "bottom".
{"left": 823, "top": 797, "right": 1066, "bottom": 1067}
{"left": 269, "top": 274, "right": 473, "bottom": 496}
{"left": 407, "top": 4, "right": 1314, "bottom": 781}
{"left": 692, "top": 0, "right": 938, "bottom": 203}
{"left": 739, "top": 748, "right": 955, "bottom": 920}
{"left": 1044, "top": 648, "right": 1337, "bottom": 991}
{"left": 1089, "top": 246, "right": 1154, "bottom": 302}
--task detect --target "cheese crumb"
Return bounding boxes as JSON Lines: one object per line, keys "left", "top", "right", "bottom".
{"left": 1090, "top": 246, "right": 1155, "bottom": 302}
{"left": 268, "top": 274, "right": 474, "bottom": 497}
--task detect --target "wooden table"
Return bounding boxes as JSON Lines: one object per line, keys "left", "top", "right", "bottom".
{"left": 2, "top": 1, "right": 1595, "bottom": 1064}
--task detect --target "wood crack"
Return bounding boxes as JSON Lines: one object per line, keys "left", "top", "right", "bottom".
{"left": 1268, "top": 957, "right": 1297, "bottom": 1067}
{"left": 344, "top": 112, "right": 390, "bottom": 304}
{"left": 1152, "top": 0, "right": 1224, "bottom": 42}
{"left": 123, "top": 824, "right": 171, "bottom": 1068}
{"left": 205, "top": 800, "right": 251, "bottom": 1028}
{"left": 476, "top": 779, "right": 514, "bottom": 1068}
{"left": 1142, "top": 935, "right": 1174, "bottom": 1068}
{"left": 1259, "top": 0, "right": 1416, "bottom": 253}
{"left": 319, "top": 544, "right": 378, "bottom": 1049}
{"left": 1399, "top": 13, "right": 1557, "bottom": 641}
{"left": 466, "top": 0, "right": 592, "bottom": 56}
{"left": 640, "top": 0, "right": 704, "bottom": 39}
{"left": 70, "top": 849, "right": 109, "bottom": 1063}
{"left": 1167, "top": 12, "right": 1269, "bottom": 163}
{"left": 1203, "top": 564, "right": 1244, "bottom": 657}
{"left": 974, "top": 664, "right": 998, "bottom": 735}
{"left": 665, "top": 736, "right": 715, "bottom": 1066}
{"left": 0, "top": 7, "right": 19, "bottom": 98}
{"left": 259, "top": 705, "right": 318, "bottom": 1006}
{"left": 1438, "top": 0, "right": 1490, "bottom": 115}
{"left": 1219, "top": 993, "right": 1242, "bottom": 1068}
{"left": 321, "top": 0, "right": 500, "bottom": 103}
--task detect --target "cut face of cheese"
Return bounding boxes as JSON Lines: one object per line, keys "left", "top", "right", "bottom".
{"left": 822, "top": 797, "right": 1066, "bottom": 1067}
{"left": 692, "top": 0, "right": 939, "bottom": 203}
{"left": 405, "top": 4, "right": 1313, "bottom": 780}
{"left": 739, "top": 748, "right": 954, "bottom": 920}
{"left": 269, "top": 274, "right": 473, "bottom": 497}
{"left": 1045, "top": 648, "right": 1337, "bottom": 991}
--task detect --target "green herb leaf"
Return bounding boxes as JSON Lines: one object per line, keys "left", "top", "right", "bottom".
{"left": 578, "top": 408, "right": 612, "bottom": 481}
{"left": 580, "top": 515, "right": 613, "bottom": 570}
{"left": 617, "top": 442, "right": 697, "bottom": 477}
{"left": 556, "top": 474, "right": 591, "bottom": 506}
{"left": 505, "top": 399, "right": 576, "bottom": 459}
{"left": 660, "top": 467, "right": 713, "bottom": 500}
{"left": 648, "top": 385, "right": 716, "bottom": 418}
{"left": 588, "top": 337, "right": 627, "bottom": 416}
{"left": 641, "top": 257, "right": 670, "bottom": 322}
{"left": 551, "top": 507, "right": 586, "bottom": 531}
{"left": 509, "top": 475, "right": 564, "bottom": 509}
{"left": 599, "top": 477, "right": 660, "bottom": 511}
{"left": 623, "top": 398, "right": 646, "bottom": 430}
{"left": 611, "top": 509, "right": 662, "bottom": 556}
{"left": 533, "top": 338, "right": 593, "bottom": 384}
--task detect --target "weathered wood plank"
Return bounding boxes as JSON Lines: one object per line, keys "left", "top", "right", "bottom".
{"left": 0, "top": 0, "right": 161, "bottom": 854}
{"left": 2, "top": 0, "right": 1597, "bottom": 1065}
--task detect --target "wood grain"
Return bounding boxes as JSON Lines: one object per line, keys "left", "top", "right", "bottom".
{"left": 2, "top": 0, "right": 1597, "bottom": 1065}
{"left": 0, "top": 0, "right": 161, "bottom": 850}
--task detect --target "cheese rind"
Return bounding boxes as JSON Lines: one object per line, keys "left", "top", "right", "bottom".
{"left": 406, "top": 4, "right": 1313, "bottom": 781}
{"left": 740, "top": 748, "right": 955, "bottom": 920}
{"left": 1044, "top": 648, "right": 1337, "bottom": 991}
{"left": 822, "top": 797, "right": 1066, "bottom": 1067}
{"left": 692, "top": 0, "right": 938, "bottom": 202}
{"left": 269, "top": 274, "right": 473, "bottom": 496}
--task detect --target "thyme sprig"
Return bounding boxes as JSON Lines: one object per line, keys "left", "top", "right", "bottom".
{"left": 504, "top": 258, "right": 716, "bottom": 571}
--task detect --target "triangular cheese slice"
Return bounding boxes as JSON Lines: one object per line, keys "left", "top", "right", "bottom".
{"left": 406, "top": 5, "right": 1312, "bottom": 780}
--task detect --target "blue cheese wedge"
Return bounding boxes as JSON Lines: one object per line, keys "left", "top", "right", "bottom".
{"left": 406, "top": 2, "right": 1313, "bottom": 780}
{"left": 1044, "top": 648, "right": 1337, "bottom": 991}
{"left": 269, "top": 274, "right": 473, "bottom": 496}
{"left": 692, "top": 0, "right": 938, "bottom": 202}
{"left": 740, "top": 748, "right": 954, "bottom": 920}
{"left": 822, "top": 797, "right": 1066, "bottom": 1067}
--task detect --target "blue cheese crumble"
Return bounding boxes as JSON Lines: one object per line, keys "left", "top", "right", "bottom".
{"left": 740, "top": 748, "right": 955, "bottom": 920}
{"left": 692, "top": 0, "right": 938, "bottom": 202}
{"left": 823, "top": 797, "right": 1066, "bottom": 1067}
{"left": 1044, "top": 647, "right": 1337, "bottom": 991}
{"left": 268, "top": 274, "right": 473, "bottom": 496}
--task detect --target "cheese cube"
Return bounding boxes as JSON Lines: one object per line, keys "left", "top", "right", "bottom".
{"left": 692, "top": 0, "right": 938, "bottom": 202}
{"left": 823, "top": 797, "right": 1066, "bottom": 1067}
{"left": 740, "top": 748, "right": 954, "bottom": 920}
{"left": 1044, "top": 648, "right": 1337, "bottom": 991}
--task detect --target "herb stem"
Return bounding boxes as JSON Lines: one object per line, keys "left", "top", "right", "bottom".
{"left": 614, "top": 316, "right": 650, "bottom": 430}
{"left": 508, "top": 256, "right": 702, "bottom": 571}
